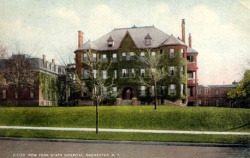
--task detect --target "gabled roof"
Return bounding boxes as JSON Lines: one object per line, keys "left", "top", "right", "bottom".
{"left": 161, "top": 35, "right": 186, "bottom": 46}
{"left": 77, "top": 26, "right": 172, "bottom": 51}
{"left": 76, "top": 40, "right": 98, "bottom": 51}
{"left": 187, "top": 47, "right": 198, "bottom": 53}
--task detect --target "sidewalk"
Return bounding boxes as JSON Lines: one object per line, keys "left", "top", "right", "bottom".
{"left": 1, "top": 126, "right": 250, "bottom": 135}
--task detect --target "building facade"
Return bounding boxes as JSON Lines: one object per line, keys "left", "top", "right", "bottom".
{"left": 198, "top": 83, "right": 237, "bottom": 107}
{"left": 74, "top": 19, "right": 199, "bottom": 106}
{"left": 0, "top": 54, "right": 66, "bottom": 106}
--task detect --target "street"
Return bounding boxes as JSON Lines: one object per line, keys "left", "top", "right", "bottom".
{"left": 0, "top": 139, "right": 249, "bottom": 158}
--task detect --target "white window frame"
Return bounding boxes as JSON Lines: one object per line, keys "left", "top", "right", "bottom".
{"left": 122, "top": 69, "right": 127, "bottom": 77}
{"left": 30, "top": 89, "right": 34, "bottom": 98}
{"left": 2, "top": 90, "right": 6, "bottom": 99}
{"left": 93, "top": 70, "right": 97, "bottom": 79}
{"left": 141, "top": 69, "right": 145, "bottom": 77}
{"left": 151, "top": 52, "right": 156, "bottom": 56}
{"left": 103, "top": 70, "right": 107, "bottom": 79}
{"left": 141, "top": 86, "right": 146, "bottom": 96}
{"left": 169, "top": 66, "right": 175, "bottom": 76}
{"left": 114, "top": 70, "right": 117, "bottom": 79}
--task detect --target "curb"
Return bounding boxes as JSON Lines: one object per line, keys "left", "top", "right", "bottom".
{"left": 1, "top": 137, "right": 249, "bottom": 148}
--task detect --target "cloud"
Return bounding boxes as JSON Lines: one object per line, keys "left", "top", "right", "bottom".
{"left": 49, "top": 7, "right": 81, "bottom": 25}
{"left": 84, "top": 4, "right": 130, "bottom": 40}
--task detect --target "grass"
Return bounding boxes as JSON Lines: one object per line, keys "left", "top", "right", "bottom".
{"left": 0, "top": 106, "right": 249, "bottom": 144}
{"left": 0, "top": 129, "right": 249, "bottom": 144}
{"left": 0, "top": 106, "right": 249, "bottom": 131}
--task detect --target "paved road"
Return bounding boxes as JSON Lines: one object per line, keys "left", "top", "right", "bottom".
{"left": 1, "top": 126, "right": 250, "bottom": 135}
{"left": 0, "top": 139, "right": 249, "bottom": 158}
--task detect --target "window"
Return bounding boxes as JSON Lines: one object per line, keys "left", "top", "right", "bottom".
{"left": 84, "top": 70, "right": 89, "bottom": 79}
{"left": 160, "top": 49, "right": 163, "bottom": 56}
{"left": 180, "top": 66, "right": 185, "bottom": 76}
{"left": 151, "top": 52, "right": 156, "bottom": 56}
{"left": 93, "top": 70, "right": 97, "bottom": 79}
{"left": 205, "top": 88, "right": 209, "bottom": 94}
{"left": 30, "top": 90, "right": 34, "bottom": 98}
{"left": 103, "top": 70, "right": 107, "bottom": 79}
{"left": 151, "top": 86, "right": 155, "bottom": 96}
{"left": 114, "top": 70, "right": 117, "bottom": 79}
{"left": 187, "top": 72, "right": 193, "bottom": 79}
{"left": 169, "top": 49, "right": 174, "bottom": 59}
{"left": 15, "top": 91, "right": 18, "bottom": 99}
{"left": 180, "top": 49, "right": 184, "bottom": 58}
{"left": 160, "top": 86, "right": 165, "bottom": 95}
{"left": 145, "top": 39, "right": 151, "bottom": 45}
{"left": 130, "top": 52, "right": 135, "bottom": 60}
{"left": 112, "top": 53, "right": 117, "bottom": 62}
{"left": 181, "top": 84, "right": 184, "bottom": 95}
{"left": 113, "top": 87, "right": 117, "bottom": 95}
{"left": 216, "top": 100, "right": 219, "bottom": 106}
{"left": 169, "top": 66, "right": 175, "bottom": 76}
{"left": 169, "top": 84, "right": 176, "bottom": 96}
{"left": 141, "top": 86, "right": 146, "bottom": 96}
{"left": 103, "top": 87, "right": 107, "bottom": 96}
{"left": 122, "top": 69, "right": 127, "bottom": 77}
{"left": 216, "top": 90, "right": 219, "bottom": 95}
{"left": 151, "top": 68, "right": 156, "bottom": 75}
{"left": 187, "top": 56, "right": 194, "bottom": 62}
{"left": 140, "top": 69, "right": 145, "bottom": 77}
{"left": 92, "top": 53, "right": 97, "bottom": 62}
{"left": 131, "top": 69, "right": 135, "bottom": 77}
{"left": 83, "top": 53, "right": 88, "bottom": 61}
{"left": 122, "top": 52, "right": 126, "bottom": 61}
{"left": 140, "top": 52, "right": 145, "bottom": 59}
{"left": 160, "top": 67, "right": 164, "bottom": 75}
{"left": 198, "top": 100, "right": 202, "bottom": 105}
{"left": 2, "top": 90, "right": 6, "bottom": 99}
{"left": 102, "top": 54, "right": 107, "bottom": 62}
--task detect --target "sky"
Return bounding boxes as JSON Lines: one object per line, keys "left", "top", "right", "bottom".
{"left": 0, "top": 0, "right": 250, "bottom": 85}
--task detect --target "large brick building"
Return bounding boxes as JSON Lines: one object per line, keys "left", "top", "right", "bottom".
{"left": 74, "top": 19, "right": 199, "bottom": 106}
{"left": 0, "top": 54, "right": 66, "bottom": 106}
{"left": 198, "top": 83, "right": 237, "bottom": 107}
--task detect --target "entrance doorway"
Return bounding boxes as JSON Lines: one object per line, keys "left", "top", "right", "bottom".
{"left": 122, "top": 87, "right": 135, "bottom": 100}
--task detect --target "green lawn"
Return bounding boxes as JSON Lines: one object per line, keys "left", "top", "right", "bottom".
{"left": 0, "top": 106, "right": 249, "bottom": 144}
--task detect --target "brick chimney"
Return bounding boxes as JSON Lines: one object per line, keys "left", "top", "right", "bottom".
{"left": 181, "top": 19, "right": 185, "bottom": 43}
{"left": 188, "top": 33, "right": 192, "bottom": 48}
{"left": 42, "top": 55, "right": 46, "bottom": 68}
{"left": 78, "top": 31, "right": 84, "bottom": 48}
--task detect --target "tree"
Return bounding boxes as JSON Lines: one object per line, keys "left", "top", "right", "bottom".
{"left": 1, "top": 53, "right": 37, "bottom": 105}
{"left": 227, "top": 70, "right": 250, "bottom": 108}
{"left": 0, "top": 43, "right": 9, "bottom": 87}
{"left": 82, "top": 49, "right": 114, "bottom": 134}
{"left": 136, "top": 49, "right": 167, "bottom": 110}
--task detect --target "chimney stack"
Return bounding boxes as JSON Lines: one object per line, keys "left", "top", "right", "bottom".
{"left": 181, "top": 19, "right": 185, "bottom": 43}
{"left": 42, "top": 55, "right": 46, "bottom": 68}
{"left": 52, "top": 59, "right": 55, "bottom": 64}
{"left": 78, "top": 31, "right": 84, "bottom": 48}
{"left": 188, "top": 33, "right": 192, "bottom": 48}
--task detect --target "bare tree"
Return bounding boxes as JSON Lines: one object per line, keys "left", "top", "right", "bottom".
{"left": 137, "top": 49, "right": 167, "bottom": 110}
{"left": 83, "top": 50, "right": 114, "bottom": 134}
{"left": 1, "top": 52, "right": 37, "bottom": 105}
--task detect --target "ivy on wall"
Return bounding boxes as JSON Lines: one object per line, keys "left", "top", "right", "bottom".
{"left": 39, "top": 72, "right": 58, "bottom": 105}
{"left": 79, "top": 33, "right": 188, "bottom": 103}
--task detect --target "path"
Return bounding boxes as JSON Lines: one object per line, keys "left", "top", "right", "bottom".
{"left": 1, "top": 126, "right": 250, "bottom": 135}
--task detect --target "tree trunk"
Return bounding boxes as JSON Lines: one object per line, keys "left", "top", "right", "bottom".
{"left": 154, "top": 81, "right": 157, "bottom": 110}
{"left": 95, "top": 99, "right": 99, "bottom": 134}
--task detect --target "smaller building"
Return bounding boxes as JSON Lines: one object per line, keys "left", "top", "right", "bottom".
{"left": 0, "top": 54, "right": 66, "bottom": 106}
{"left": 198, "top": 83, "right": 237, "bottom": 107}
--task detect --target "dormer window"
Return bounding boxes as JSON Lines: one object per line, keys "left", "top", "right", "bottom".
{"left": 145, "top": 33, "right": 152, "bottom": 46}
{"left": 107, "top": 36, "right": 114, "bottom": 47}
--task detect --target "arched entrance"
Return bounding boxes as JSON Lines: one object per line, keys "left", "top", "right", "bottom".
{"left": 122, "top": 87, "right": 135, "bottom": 100}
